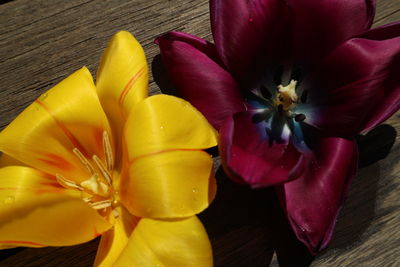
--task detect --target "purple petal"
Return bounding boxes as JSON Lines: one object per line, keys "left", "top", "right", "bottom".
{"left": 275, "top": 137, "right": 358, "bottom": 254}
{"left": 219, "top": 111, "right": 306, "bottom": 187}
{"left": 306, "top": 22, "right": 400, "bottom": 136}
{"left": 156, "top": 32, "right": 245, "bottom": 129}
{"left": 210, "top": 0, "right": 292, "bottom": 85}
{"left": 288, "top": 0, "right": 375, "bottom": 64}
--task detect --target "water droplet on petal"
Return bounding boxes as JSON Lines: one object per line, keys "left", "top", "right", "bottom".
{"left": 160, "top": 126, "right": 164, "bottom": 130}
{"left": 248, "top": 17, "right": 254, "bottom": 23}
{"left": 39, "top": 92, "right": 49, "bottom": 101}
{"left": 192, "top": 188, "right": 197, "bottom": 193}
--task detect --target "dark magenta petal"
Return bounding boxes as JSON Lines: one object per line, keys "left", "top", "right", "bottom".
{"left": 306, "top": 22, "right": 400, "bottom": 136}
{"left": 210, "top": 0, "right": 292, "bottom": 85}
{"left": 156, "top": 32, "right": 245, "bottom": 129}
{"left": 288, "top": 0, "right": 375, "bottom": 64}
{"left": 358, "top": 22, "right": 400, "bottom": 132}
{"left": 219, "top": 111, "right": 306, "bottom": 187}
{"left": 275, "top": 137, "right": 358, "bottom": 253}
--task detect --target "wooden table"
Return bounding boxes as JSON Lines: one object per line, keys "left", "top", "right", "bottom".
{"left": 0, "top": 0, "right": 399, "bottom": 266}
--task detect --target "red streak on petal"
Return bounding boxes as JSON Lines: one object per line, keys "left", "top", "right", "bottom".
{"left": 0, "top": 240, "right": 46, "bottom": 247}
{"left": 118, "top": 66, "right": 146, "bottom": 106}
{"left": 35, "top": 99, "right": 89, "bottom": 157}
{"left": 38, "top": 172, "right": 57, "bottom": 181}
{"left": 38, "top": 153, "right": 75, "bottom": 172}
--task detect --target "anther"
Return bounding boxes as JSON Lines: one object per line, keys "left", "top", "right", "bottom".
{"left": 73, "top": 148, "right": 95, "bottom": 175}
{"left": 259, "top": 85, "right": 272, "bottom": 100}
{"left": 102, "top": 131, "right": 114, "bottom": 171}
{"left": 56, "top": 174, "right": 84, "bottom": 191}
{"left": 89, "top": 200, "right": 112, "bottom": 210}
{"left": 294, "top": 113, "right": 306, "bottom": 122}
{"left": 252, "top": 110, "right": 271, "bottom": 123}
{"left": 93, "top": 155, "right": 112, "bottom": 185}
{"left": 82, "top": 197, "right": 93, "bottom": 203}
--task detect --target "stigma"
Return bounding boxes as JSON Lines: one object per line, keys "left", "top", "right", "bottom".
{"left": 276, "top": 80, "right": 298, "bottom": 111}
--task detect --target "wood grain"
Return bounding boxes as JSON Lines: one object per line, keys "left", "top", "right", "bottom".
{"left": 0, "top": 0, "right": 399, "bottom": 266}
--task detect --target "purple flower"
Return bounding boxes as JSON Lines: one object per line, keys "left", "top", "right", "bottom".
{"left": 156, "top": 0, "right": 400, "bottom": 254}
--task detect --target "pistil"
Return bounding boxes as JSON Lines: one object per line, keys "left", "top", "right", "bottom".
{"left": 276, "top": 79, "right": 298, "bottom": 111}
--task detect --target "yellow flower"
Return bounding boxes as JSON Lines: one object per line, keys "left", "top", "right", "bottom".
{"left": 0, "top": 31, "right": 218, "bottom": 266}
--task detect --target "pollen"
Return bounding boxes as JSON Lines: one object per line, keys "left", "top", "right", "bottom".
{"left": 56, "top": 174, "right": 84, "bottom": 191}
{"left": 89, "top": 200, "right": 112, "bottom": 210}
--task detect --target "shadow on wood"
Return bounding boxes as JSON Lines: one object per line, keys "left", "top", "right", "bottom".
{"left": 152, "top": 54, "right": 177, "bottom": 96}
{"left": 356, "top": 124, "right": 397, "bottom": 168}
{"left": 200, "top": 170, "right": 314, "bottom": 267}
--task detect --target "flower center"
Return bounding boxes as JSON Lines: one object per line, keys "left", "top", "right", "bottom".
{"left": 55, "top": 131, "right": 118, "bottom": 215}
{"left": 276, "top": 80, "right": 298, "bottom": 111}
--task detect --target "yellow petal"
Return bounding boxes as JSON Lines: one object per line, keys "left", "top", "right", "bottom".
{"left": 120, "top": 150, "right": 216, "bottom": 219}
{"left": 96, "top": 31, "right": 148, "bottom": 146}
{"left": 124, "top": 95, "right": 218, "bottom": 160}
{"left": 94, "top": 207, "right": 139, "bottom": 267}
{"left": 0, "top": 166, "right": 79, "bottom": 204}
{"left": 0, "top": 166, "right": 112, "bottom": 248}
{"left": 114, "top": 216, "right": 212, "bottom": 267}
{"left": 0, "top": 67, "right": 113, "bottom": 184}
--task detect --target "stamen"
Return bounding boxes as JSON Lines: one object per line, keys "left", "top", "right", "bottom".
{"left": 277, "top": 104, "right": 284, "bottom": 115}
{"left": 93, "top": 155, "right": 112, "bottom": 185}
{"left": 73, "top": 148, "right": 95, "bottom": 175}
{"left": 102, "top": 131, "right": 114, "bottom": 171}
{"left": 56, "top": 174, "right": 84, "bottom": 191}
{"left": 259, "top": 85, "right": 272, "bottom": 100}
{"left": 89, "top": 200, "right": 112, "bottom": 210}
{"left": 252, "top": 109, "right": 271, "bottom": 123}
{"left": 82, "top": 197, "right": 93, "bottom": 203}
{"left": 294, "top": 114, "right": 306, "bottom": 122}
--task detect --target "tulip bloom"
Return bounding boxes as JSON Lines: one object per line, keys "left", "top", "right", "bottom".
{"left": 0, "top": 31, "right": 218, "bottom": 266}
{"left": 156, "top": 0, "right": 400, "bottom": 253}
